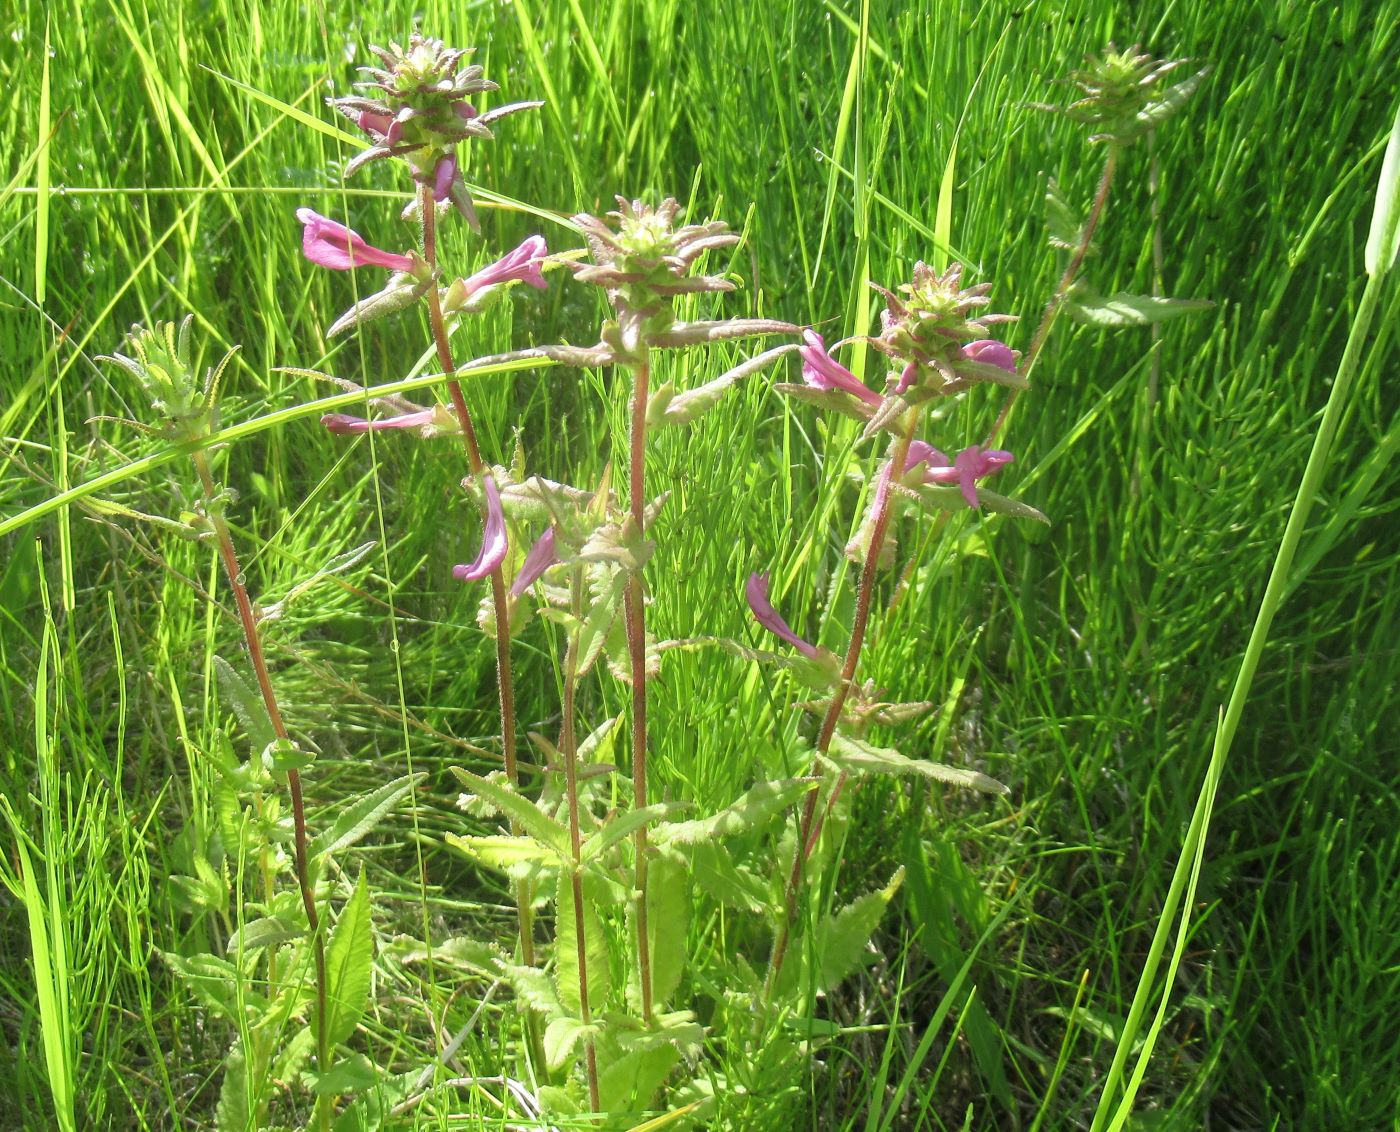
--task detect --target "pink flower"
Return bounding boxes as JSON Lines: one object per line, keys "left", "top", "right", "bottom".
{"left": 432, "top": 154, "right": 457, "bottom": 202}
{"left": 745, "top": 571, "right": 817, "bottom": 658}
{"left": 798, "top": 330, "right": 883, "bottom": 408}
{"left": 460, "top": 236, "right": 550, "bottom": 298}
{"left": 510, "top": 527, "right": 559, "bottom": 595}
{"left": 321, "top": 409, "right": 436, "bottom": 435}
{"left": 453, "top": 475, "right": 508, "bottom": 581}
{"left": 452, "top": 101, "right": 478, "bottom": 122}
{"left": 907, "top": 443, "right": 1014, "bottom": 508}
{"left": 296, "top": 209, "right": 416, "bottom": 273}
{"left": 961, "top": 339, "right": 1017, "bottom": 373}
{"left": 356, "top": 110, "right": 395, "bottom": 140}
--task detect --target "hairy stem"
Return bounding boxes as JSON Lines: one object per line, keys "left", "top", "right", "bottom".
{"left": 764, "top": 415, "right": 921, "bottom": 999}
{"left": 625, "top": 351, "right": 654, "bottom": 1023}
{"left": 191, "top": 449, "right": 330, "bottom": 1129}
{"left": 420, "top": 186, "right": 543, "bottom": 1067}
{"left": 984, "top": 144, "right": 1120, "bottom": 447}
{"left": 561, "top": 574, "right": 601, "bottom": 1111}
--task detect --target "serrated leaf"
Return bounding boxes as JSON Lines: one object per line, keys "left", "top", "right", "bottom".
{"left": 581, "top": 802, "right": 688, "bottom": 862}
{"left": 500, "top": 963, "right": 563, "bottom": 1015}
{"left": 323, "top": 873, "right": 373, "bottom": 1049}
{"left": 612, "top": 1010, "right": 705, "bottom": 1058}
{"left": 327, "top": 274, "right": 432, "bottom": 338}
{"left": 641, "top": 857, "right": 688, "bottom": 1010}
{"left": 215, "top": 1040, "right": 251, "bottom": 1132}
{"left": 555, "top": 872, "right": 610, "bottom": 1016}
{"left": 444, "top": 833, "right": 561, "bottom": 875}
{"left": 576, "top": 570, "right": 628, "bottom": 676}
{"left": 687, "top": 841, "right": 769, "bottom": 914}
{"left": 912, "top": 484, "right": 1049, "bottom": 525}
{"left": 815, "top": 867, "right": 904, "bottom": 991}
{"left": 578, "top": 713, "right": 623, "bottom": 764}
{"left": 213, "top": 655, "right": 275, "bottom": 756}
{"left": 596, "top": 1044, "right": 680, "bottom": 1114}
{"left": 543, "top": 1016, "right": 594, "bottom": 1072}
{"left": 270, "top": 1026, "right": 315, "bottom": 1088}
{"left": 653, "top": 778, "right": 814, "bottom": 845}
{"left": 1365, "top": 100, "right": 1400, "bottom": 276}
{"left": 228, "top": 916, "right": 302, "bottom": 956}
{"left": 1045, "top": 178, "right": 1097, "bottom": 255}
{"left": 450, "top": 766, "right": 570, "bottom": 855}
{"left": 1066, "top": 286, "right": 1213, "bottom": 327}
{"left": 1134, "top": 68, "right": 1209, "bottom": 134}
{"left": 827, "top": 734, "right": 1009, "bottom": 796}
{"left": 163, "top": 952, "right": 257, "bottom": 1022}
{"left": 308, "top": 773, "right": 425, "bottom": 864}
{"left": 308, "top": 1052, "right": 379, "bottom": 1096}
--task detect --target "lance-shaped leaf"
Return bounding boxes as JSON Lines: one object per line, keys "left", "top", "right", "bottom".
{"left": 543, "top": 1017, "right": 597, "bottom": 1073}
{"left": 653, "top": 777, "right": 816, "bottom": 845}
{"left": 555, "top": 872, "right": 611, "bottom": 1016}
{"left": 309, "top": 772, "right": 425, "bottom": 864}
{"left": 773, "top": 381, "right": 877, "bottom": 423}
{"left": 581, "top": 802, "right": 689, "bottom": 862}
{"left": 816, "top": 867, "right": 904, "bottom": 991}
{"left": 450, "top": 766, "right": 571, "bottom": 855}
{"left": 1365, "top": 99, "right": 1400, "bottom": 276}
{"left": 826, "top": 733, "right": 1009, "bottom": 796}
{"left": 687, "top": 841, "right": 768, "bottom": 913}
{"left": 646, "top": 344, "right": 799, "bottom": 429}
{"left": 327, "top": 273, "right": 434, "bottom": 338}
{"left": 576, "top": 569, "right": 628, "bottom": 677}
{"left": 647, "top": 318, "right": 801, "bottom": 348}
{"left": 912, "top": 483, "right": 1050, "bottom": 525}
{"left": 322, "top": 872, "right": 374, "bottom": 1048}
{"left": 1066, "top": 284, "right": 1214, "bottom": 328}
{"left": 630, "top": 856, "right": 689, "bottom": 1010}
{"left": 1045, "top": 178, "right": 1100, "bottom": 255}
{"left": 213, "top": 655, "right": 276, "bottom": 757}
{"left": 445, "top": 833, "right": 564, "bottom": 875}
{"left": 1127, "top": 66, "right": 1210, "bottom": 139}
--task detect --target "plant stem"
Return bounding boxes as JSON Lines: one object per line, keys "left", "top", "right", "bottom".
{"left": 190, "top": 449, "right": 331, "bottom": 1130}
{"left": 984, "top": 145, "right": 1120, "bottom": 448}
{"left": 419, "top": 187, "right": 544, "bottom": 1069}
{"left": 764, "top": 414, "right": 920, "bottom": 999}
{"left": 625, "top": 351, "right": 655, "bottom": 1023}
{"left": 561, "top": 573, "right": 602, "bottom": 1111}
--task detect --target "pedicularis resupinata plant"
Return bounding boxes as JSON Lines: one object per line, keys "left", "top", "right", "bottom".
{"left": 97, "top": 31, "right": 1210, "bottom": 1130}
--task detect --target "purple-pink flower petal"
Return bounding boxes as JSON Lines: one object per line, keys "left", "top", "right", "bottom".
{"left": 432, "top": 154, "right": 457, "bottom": 202}
{"left": 460, "top": 235, "right": 550, "bottom": 298}
{"left": 798, "top": 330, "right": 884, "bottom": 408}
{"left": 297, "top": 208, "right": 416, "bottom": 273}
{"left": 960, "top": 339, "right": 1017, "bottom": 373}
{"left": 922, "top": 445, "right": 1014, "bottom": 507}
{"left": 452, "top": 101, "right": 478, "bottom": 121}
{"left": 894, "top": 361, "right": 919, "bottom": 395}
{"left": 903, "top": 440, "right": 950, "bottom": 474}
{"left": 510, "top": 526, "right": 559, "bottom": 595}
{"left": 745, "top": 571, "right": 818, "bottom": 658}
{"left": 357, "top": 110, "right": 394, "bottom": 140}
{"left": 321, "top": 409, "right": 436, "bottom": 435}
{"left": 453, "top": 475, "right": 508, "bottom": 582}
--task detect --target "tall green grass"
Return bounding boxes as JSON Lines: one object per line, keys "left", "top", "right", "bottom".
{"left": 1, "top": 0, "right": 1397, "bottom": 1127}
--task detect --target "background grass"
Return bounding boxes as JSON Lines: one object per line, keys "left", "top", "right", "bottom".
{"left": 1, "top": 0, "right": 1398, "bottom": 1127}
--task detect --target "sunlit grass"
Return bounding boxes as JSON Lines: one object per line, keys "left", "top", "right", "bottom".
{"left": 1, "top": 0, "right": 1398, "bottom": 1127}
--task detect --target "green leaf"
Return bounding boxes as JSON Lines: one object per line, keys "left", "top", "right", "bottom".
{"left": 653, "top": 778, "right": 814, "bottom": 845}
{"left": 163, "top": 952, "right": 258, "bottom": 1023}
{"left": 214, "top": 1040, "right": 250, "bottom": 1132}
{"left": 827, "top": 734, "right": 1009, "bottom": 796}
{"left": 816, "top": 867, "right": 905, "bottom": 991}
{"left": 596, "top": 1044, "right": 680, "bottom": 1114}
{"left": 500, "top": 963, "right": 563, "bottom": 1016}
{"left": 543, "top": 1016, "right": 594, "bottom": 1072}
{"left": 1134, "top": 68, "right": 1209, "bottom": 134}
{"left": 555, "top": 871, "right": 611, "bottom": 1016}
{"left": 581, "top": 802, "right": 687, "bottom": 862}
{"left": 1365, "top": 100, "right": 1400, "bottom": 276}
{"left": 323, "top": 872, "right": 374, "bottom": 1049}
{"left": 309, "top": 773, "right": 426, "bottom": 864}
{"left": 308, "top": 1052, "right": 379, "bottom": 1096}
{"left": 450, "top": 766, "right": 570, "bottom": 855}
{"left": 1045, "top": 178, "right": 1097, "bottom": 255}
{"left": 1066, "top": 286, "right": 1214, "bottom": 327}
{"left": 213, "top": 655, "right": 276, "bottom": 757}
{"left": 576, "top": 570, "right": 628, "bottom": 676}
{"left": 445, "top": 833, "right": 562, "bottom": 875}
{"left": 638, "top": 857, "right": 688, "bottom": 1010}
{"left": 227, "top": 916, "right": 302, "bottom": 957}
{"left": 578, "top": 713, "right": 623, "bottom": 765}
{"left": 687, "top": 841, "right": 769, "bottom": 914}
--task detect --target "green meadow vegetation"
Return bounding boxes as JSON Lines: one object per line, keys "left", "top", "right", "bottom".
{"left": 1, "top": 0, "right": 1398, "bottom": 1128}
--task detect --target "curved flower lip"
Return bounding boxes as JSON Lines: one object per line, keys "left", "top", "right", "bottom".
{"left": 907, "top": 443, "right": 1014, "bottom": 508}
{"left": 432, "top": 154, "right": 457, "bottom": 202}
{"left": 321, "top": 409, "right": 436, "bottom": 435}
{"left": 297, "top": 209, "right": 416, "bottom": 273}
{"left": 453, "top": 474, "right": 508, "bottom": 581}
{"left": 460, "top": 235, "right": 550, "bottom": 298}
{"left": 510, "top": 526, "right": 559, "bottom": 596}
{"left": 798, "top": 330, "right": 884, "bottom": 408}
{"left": 745, "top": 571, "right": 818, "bottom": 658}
{"left": 962, "top": 339, "right": 1018, "bottom": 373}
